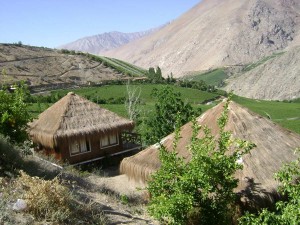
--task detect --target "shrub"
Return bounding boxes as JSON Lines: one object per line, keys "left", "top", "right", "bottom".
{"left": 0, "top": 135, "right": 25, "bottom": 177}
{"left": 147, "top": 97, "right": 254, "bottom": 224}
{"left": 239, "top": 148, "right": 300, "bottom": 225}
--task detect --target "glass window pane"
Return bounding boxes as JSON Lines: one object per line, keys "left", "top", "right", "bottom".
{"left": 80, "top": 139, "right": 87, "bottom": 152}
{"left": 70, "top": 141, "right": 80, "bottom": 154}
{"left": 110, "top": 134, "right": 118, "bottom": 145}
{"left": 101, "top": 136, "right": 109, "bottom": 147}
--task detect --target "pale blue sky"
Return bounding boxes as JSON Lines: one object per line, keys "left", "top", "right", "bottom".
{"left": 0, "top": 0, "right": 201, "bottom": 48}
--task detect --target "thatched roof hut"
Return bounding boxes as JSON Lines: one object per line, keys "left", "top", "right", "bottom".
{"left": 121, "top": 101, "right": 300, "bottom": 198}
{"left": 29, "top": 92, "right": 135, "bottom": 164}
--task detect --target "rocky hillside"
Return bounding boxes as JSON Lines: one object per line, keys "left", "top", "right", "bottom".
{"left": 59, "top": 28, "right": 161, "bottom": 55}
{"left": 104, "top": 0, "right": 300, "bottom": 77}
{"left": 224, "top": 46, "right": 300, "bottom": 100}
{"left": 0, "top": 44, "right": 146, "bottom": 91}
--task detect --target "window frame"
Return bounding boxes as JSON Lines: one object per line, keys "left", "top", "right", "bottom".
{"left": 100, "top": 133, "right": 119, "bottom": 149}
{"left": 69, "top": 137, "right": 91, "bottom": 156}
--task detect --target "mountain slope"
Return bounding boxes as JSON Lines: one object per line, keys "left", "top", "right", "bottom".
{"left": 104, "top": 0, "right": 300, "bottom": 77}
{"left": 0, "top": 44, "right": 146, "bottom": 91}
{"left": 59, "top": 28, "right": 160, "bottom": 55}
{"left": 224, "top": 46, "right": 300, "bottom": 100}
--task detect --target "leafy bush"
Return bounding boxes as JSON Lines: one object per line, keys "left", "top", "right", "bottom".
{"left": 147, "top": 97, "right": 254, "bottom": 224}
{"left": 0, "top": 84, "right": 32, "bottom": 143}
{"left": 143, "top": 86, "right": 199, "bottom": 145}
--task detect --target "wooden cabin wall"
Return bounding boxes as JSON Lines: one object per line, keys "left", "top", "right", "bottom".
{"left": 58, "top": 133, "right": 124, "bottom": 164}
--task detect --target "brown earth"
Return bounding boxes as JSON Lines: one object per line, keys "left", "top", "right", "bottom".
{"left": 0, "top": 44, "right": 126, "bottom": 89}
{"left": 103, "top": 0, "right": 300, "bottom": 77}
{"left": 224, "top": 46, "right": 300, "bottom": 100}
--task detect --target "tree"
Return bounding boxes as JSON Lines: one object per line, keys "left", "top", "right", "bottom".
{"left": 239, "top": 148, "right": 300, "bottom": 225}
{"left": 125, "top": 81, "right": 141, "bottom": 121}
{"left": 147, "top": 66, "right": 164, "bottom": 83}
{"left": 143, "top": 86, "right": 199, "bottom": 144}
{"left": 0, "top": 83, "right": 32, "bottom": 143}
{"left": 147, "top": 97, "right": 254, "bottom": 224}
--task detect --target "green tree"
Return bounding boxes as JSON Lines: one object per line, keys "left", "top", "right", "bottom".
{"left": 0, "top": 83, "right": 32, "bottom": 143}
{"left": 147, "top": 97, "right": 254, "bottom": 224}
{"left": 144, "top": 86, "right": 198, "bottom": 144}
{"left": 239, "top": 148, "right": 300, "bottom": 225}
{"left": 147, "top": 66, "right": 164, "bottom": 83}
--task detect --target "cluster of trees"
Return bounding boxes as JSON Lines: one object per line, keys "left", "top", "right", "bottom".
{"left": 146, "top": 66, "right": 216, "bottom": 92}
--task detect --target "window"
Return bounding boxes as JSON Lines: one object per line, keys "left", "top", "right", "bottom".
{"left": 100, "top": 133, "right": 119, "bottom": 148}
{"left": 70, "top": 138, "right": 91, "bottom": 155}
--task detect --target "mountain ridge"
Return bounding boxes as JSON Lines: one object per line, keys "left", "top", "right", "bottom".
{"left": 103, "top": 0, "right": 300, "bottom": 77}
{"left": 59, "top": 26, "right": 164, "bottom": 55}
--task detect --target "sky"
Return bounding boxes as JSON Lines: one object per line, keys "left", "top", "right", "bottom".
{"left": 0, "top": 0, "right": 201, "bottom": 48}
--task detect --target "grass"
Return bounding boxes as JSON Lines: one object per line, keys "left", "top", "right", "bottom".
{"left": 28, "top": 84, "right": 219, "bottom": 118}
{"left": 233, "top": 95, "right": 300, "bottom": 134}
{"left": 190, "top": 68, "right": 228, "bottom": 86}
{"left": 27, "top": 84, "right": 300, "bottom": 134}
{"left": 242, "top": 52, "right": 285, "bottom": 72}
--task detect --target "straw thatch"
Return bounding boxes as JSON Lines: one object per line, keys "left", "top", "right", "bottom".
{"left": 120, "top": 101, "right": 300, "bottom": 195}
{"left": 28, "top": 92, "right": 134, "bottom": 149}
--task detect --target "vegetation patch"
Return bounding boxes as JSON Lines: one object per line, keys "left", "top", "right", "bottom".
{"left": 242, "top": 52, "right": 285, "bottom": 72}
{"left": 189, "top": 68, "right": 228, "bottom": 87}
{"left": 233, "top": 95, "right": 300, "bottom": 134}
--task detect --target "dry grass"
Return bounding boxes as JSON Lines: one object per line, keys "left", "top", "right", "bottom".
{"left": 0, "top": 171, "right": 107, "bottom": 224}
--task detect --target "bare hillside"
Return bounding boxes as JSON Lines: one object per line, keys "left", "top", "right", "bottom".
{"left": 0, "top": 44, "right": 134, "bottom": 90}
{"left": 59, "top": 28, "right": 161, "bottom": 55}
{"left": 224, "top": 46, "right": 300, "bottom": 100}
{"left": 104, "top": 0, "right": 300, "bottom": 77}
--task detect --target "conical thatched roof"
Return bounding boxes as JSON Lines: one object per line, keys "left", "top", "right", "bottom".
{"left": 121, "top": 101, "right": 300, "bottom": 194}
{"left": 29, "top": 92, "right": 134, "bottom": 148}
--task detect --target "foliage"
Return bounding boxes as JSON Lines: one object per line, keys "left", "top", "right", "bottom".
{"left": 143, "top": 86, "right": 200, "bottom": 144}
{"left": 147, "top": 66, "right": 164, "bottom": 83}
{"left": 239, "top": 148, "right": 300, "bottom": 225}
{"left": 147, "top": 97, "right": 254, "bottom": 224}
{"left": 0, "top": 83, "right": 32, "bottom": 143}
{"left": 0, "top": 135, "right": 25, "bottom": 177}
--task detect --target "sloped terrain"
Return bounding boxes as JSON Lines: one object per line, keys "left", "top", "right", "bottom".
{"left": 224, "top": 46, "right": 300, "bottom": 100}
{"left": 0, "top": 44, "right": 146, "bottom": 91}
{"left": 59, "top": 28, "right": 161, "bottom": 55}
{"left": 104, "top": 0, "right": 300, "bottom": 77}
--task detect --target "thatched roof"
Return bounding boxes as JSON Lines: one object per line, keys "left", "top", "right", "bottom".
{"left": 121, "top": 101, "right": 300, "bottom": 194}
{"left": 29, "top": 92, "right": 134, "bottom": 148}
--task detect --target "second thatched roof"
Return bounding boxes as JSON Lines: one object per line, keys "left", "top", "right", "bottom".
{"left": 120, "top": 101, "right": 300, "bottom": 194}
{"left": 28, "top": 92, "right": 134, "bottom": 148}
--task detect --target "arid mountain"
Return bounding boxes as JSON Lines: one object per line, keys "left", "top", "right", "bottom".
{"left": 224, "top": 46, "right": 300, "bottom": 100}
{"left": 104, "top": 0, "right": 300, "bottom": 77}
{"left": 59, "top": 28, "right": 161, "bottom": 55}
{"left": 0, "top": 44, "right": 143, "bottom": 91}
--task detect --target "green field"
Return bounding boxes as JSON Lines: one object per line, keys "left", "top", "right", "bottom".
{"left": 233, "top": 95, "right": 300, "bottom": 134}
{"left": 28, "top": 85, "right": 300, "bottom": 134}
{"left": 190, "top": 68, "right": 228, "bottom": 86}
{"left": 29, "top": 84, "right": 219, "bottom": 118}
